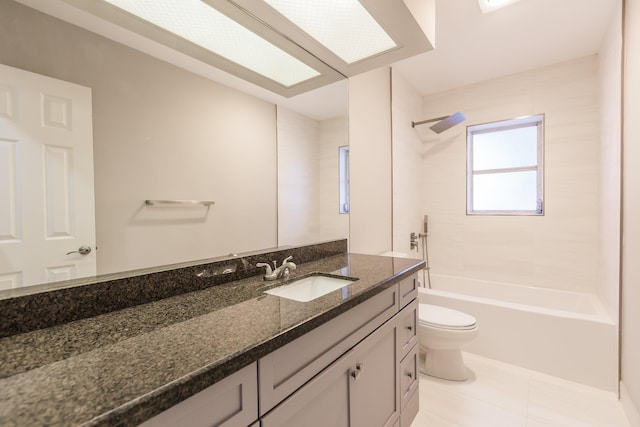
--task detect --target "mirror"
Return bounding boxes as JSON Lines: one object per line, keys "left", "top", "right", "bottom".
{"left": 276, "top": 107, "right": 350, "bottom": 248}
{"left": 0, "top": 0, "right": 348, "bottom": 293}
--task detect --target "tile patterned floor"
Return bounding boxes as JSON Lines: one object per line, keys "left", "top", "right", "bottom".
{"left": 411, "top": 353, "right": 630, "bottom": 427}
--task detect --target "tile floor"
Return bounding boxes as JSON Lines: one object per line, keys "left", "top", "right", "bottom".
{"left": 411, "top": 352, "right": 630, "bottom": 427}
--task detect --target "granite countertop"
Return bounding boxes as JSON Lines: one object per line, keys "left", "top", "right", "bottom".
{"left": 0, "top": 253, "right": 424, "bottom": 427}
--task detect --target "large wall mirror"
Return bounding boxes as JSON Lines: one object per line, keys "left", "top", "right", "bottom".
{"left": 0, "top": 0, "right": 349, "bottom": 293}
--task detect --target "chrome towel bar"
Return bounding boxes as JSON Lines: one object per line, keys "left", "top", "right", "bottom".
{"left": 145, "top": 199, "right": 215, "bottom": 207}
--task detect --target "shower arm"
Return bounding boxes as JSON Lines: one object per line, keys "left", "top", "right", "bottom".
{"left": 411, "top": 116, "right": 449, "bottom": 128}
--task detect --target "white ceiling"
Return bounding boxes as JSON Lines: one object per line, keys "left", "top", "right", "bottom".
{"left": 392, "top": 0, "right": 619, "bottom": 97}
{"left": 17, "top": 0, "right": 619, "bottom": 121}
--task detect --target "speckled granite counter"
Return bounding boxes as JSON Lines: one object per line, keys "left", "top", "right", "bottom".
{"left": 0, "top": 253, "right": 424, "bottom": 427}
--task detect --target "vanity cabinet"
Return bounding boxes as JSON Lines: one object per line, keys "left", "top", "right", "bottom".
{"left": 261, "top": 315, "right": 399, "bottom": 427}
{"left": 261, "top": 280, "right": 419, "bottom": 427}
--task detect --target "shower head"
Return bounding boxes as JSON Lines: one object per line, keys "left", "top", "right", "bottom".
{"left": 412, "top": 112, "right": 467, "bottom": 135}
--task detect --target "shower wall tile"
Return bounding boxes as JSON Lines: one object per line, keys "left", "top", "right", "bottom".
{"left": 462, "top": 218, "right": 536, "bottom": 285}
{"left": 426, "top": 217, "right": 465, "bottom": 273}
{"left": 420, "top": 55, "right": 601, "bottom": 293}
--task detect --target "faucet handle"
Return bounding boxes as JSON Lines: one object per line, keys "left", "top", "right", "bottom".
{"left": 283, "top": 256, "right": 296, "bottom": 272}
{"left": 256, "top": 262, "right": 273, "bottom": 275}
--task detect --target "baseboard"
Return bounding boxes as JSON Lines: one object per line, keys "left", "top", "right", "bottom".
{"left": 621, "top": 381, "right": 640, "bottom": 427}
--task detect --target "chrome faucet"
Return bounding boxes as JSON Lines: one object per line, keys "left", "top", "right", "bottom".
{"left": 257, "top": 256, "right": 296, "bottom": 281}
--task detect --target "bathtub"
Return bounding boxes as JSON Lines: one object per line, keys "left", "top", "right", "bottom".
{"left": 418, "top": 274, "right": 618, "bottom": 391}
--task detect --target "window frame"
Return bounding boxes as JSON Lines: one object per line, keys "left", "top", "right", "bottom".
{"left": 339, "top": 145, "right": 350, "bottom": 214}
{"left": 466, "top": 114, "right": 545, "bottom": 216}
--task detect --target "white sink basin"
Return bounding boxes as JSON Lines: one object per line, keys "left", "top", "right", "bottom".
{"left": 264, "top": 274, "right": 356, "bottom": 302}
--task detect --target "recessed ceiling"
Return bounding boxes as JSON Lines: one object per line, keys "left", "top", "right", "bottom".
{"left": 393, "top": 0, "right": 620, "bottom": 96}
{"left": 36, "top": 0, "right": 434, "bottom": 98}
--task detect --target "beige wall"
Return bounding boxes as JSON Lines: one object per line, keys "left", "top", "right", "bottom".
{"left": 391, "top": 70, "right": 424, "bottom": 259}
{"left": 277, "top": 107, "right": 321, "bottom": 246}
{"left": 597, "top": 2, "right": 623, "bottom": 325}
{"left": 420, "top": 56, "right": 601, "bottom": 293}
{"left": 0, "top": 1, "right": 277, "bottom": 274}
{"left": 621, "top": 0, "right": 640, "bottom": 422}
{"left": 349, "top": 68, "right": 392, "bottom": 255}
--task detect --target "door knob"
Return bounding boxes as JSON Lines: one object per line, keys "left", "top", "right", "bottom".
{"left": 66, "top": 245, "right": 92, "bottom": 255}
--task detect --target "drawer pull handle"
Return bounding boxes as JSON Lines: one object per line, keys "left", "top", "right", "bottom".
{"left": 351, "top": 362, "right": 364, "bottom": 380}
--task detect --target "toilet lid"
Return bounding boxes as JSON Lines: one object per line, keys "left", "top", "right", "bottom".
{"left": 419, "top": 304, "right": 477, "bottom": 330}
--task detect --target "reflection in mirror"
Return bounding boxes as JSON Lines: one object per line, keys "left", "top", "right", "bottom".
{"left": 0, "top": 0, "right": 348, "bottom": 293}
{"left": 277, "top": 107, "right": 349, "bottom": 247}
{"left": 339, "top": 146, "right": 350, "bottom": 214}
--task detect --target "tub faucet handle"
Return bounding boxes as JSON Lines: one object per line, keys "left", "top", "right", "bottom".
{"left": 410, "top": 232, "right": 419, "bottom": 251}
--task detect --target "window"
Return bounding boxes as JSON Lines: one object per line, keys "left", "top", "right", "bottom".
{"left": 467, "top": 115, "right": 544, "bottom": 215}
{"left": 339, "top": 145, "right": 350, "bottom": 213}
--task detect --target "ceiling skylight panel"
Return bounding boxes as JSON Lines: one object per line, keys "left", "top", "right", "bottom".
{"left": 263, "top": 0, "right": 397, "bottom": 64}
{"left": 103, "top": 0, "right": 320, "bottom": 87}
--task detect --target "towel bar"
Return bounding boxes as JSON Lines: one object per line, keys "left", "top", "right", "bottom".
{"left": 144, "top": 200, "right": 215, "bottom": 207}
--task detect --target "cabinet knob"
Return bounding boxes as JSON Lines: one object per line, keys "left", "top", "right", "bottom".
{"left": 406, "top": 325, "right": 413, "bottom": 331}
{"left": 351, "top": 362, "right": 364, "bottom": 380}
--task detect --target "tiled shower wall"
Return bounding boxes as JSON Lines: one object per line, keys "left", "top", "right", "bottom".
{"left": 420, "top": 55, "right": 602, "bottom": 295}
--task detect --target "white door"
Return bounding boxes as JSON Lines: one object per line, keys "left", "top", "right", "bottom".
{"left": 0, "top": 64, "right": 96, "bottom": 290}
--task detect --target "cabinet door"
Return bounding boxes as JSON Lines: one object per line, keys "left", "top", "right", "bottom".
{"left": 351, "top": 319, "right": 399, "bottom": 427}
{"left": 260, "top": 350, "right": 352, "bottom": 427}
{"left": 262, "top": 317, "right": 399, "bottom": 427}
{"left": 398, "top": 275, "right": 418, "bottom": 309}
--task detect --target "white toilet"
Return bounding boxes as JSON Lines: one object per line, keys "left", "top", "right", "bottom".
{"left": 417, "top": 303, "right": 478, "bottom": 381}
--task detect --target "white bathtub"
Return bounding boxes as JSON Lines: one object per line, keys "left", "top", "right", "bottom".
{"left": 418, "top": 274, "right": 618, "bottom": 391}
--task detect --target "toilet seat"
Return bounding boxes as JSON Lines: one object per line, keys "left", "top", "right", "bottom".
{"left": 419, "top": 304, "right": 477, "bottom": 330}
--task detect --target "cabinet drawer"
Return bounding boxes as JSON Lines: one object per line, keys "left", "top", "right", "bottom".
{"left": 259, "top": 284, "right": 398, "bottom": 415}
{"left": 139, "top": 362, "right": 258, "bottom": 427}
{"left": 400, "top": 382, "right": 419, "bottom": 427}
{"left": 399, "top": 343, "right": 418, "bottom": 411}
{"left": 398, "top": 275, "right": 417, "bottom": 309}
{"left": 398, "top": 299, "right": 418, "bottom": 360}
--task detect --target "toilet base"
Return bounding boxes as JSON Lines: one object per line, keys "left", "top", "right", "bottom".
{"left": 420, "top": 347, "right": 469, "bottom": 381}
